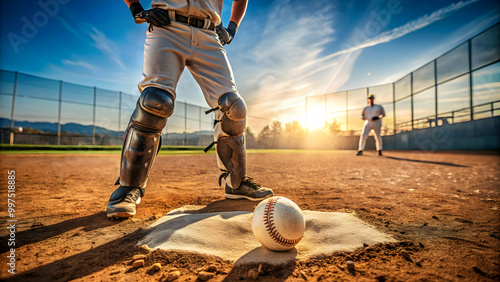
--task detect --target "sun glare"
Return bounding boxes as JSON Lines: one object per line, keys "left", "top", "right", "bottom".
{"left": 305, "top": 110, "right": 326, "bottom": 131}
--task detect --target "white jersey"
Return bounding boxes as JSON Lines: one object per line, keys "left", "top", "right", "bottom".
{"left": 359, "top": 104, "right": 385, "bottom": 151}
{"left": 151, "top": 0, "right": 223, "bottom": 25}
{"left": 361, "top": 104, "right": 385, "bottom": 121}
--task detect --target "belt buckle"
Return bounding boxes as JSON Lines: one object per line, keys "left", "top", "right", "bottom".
{"left": 187, "top": 17, "right": 200, "bottom": 27}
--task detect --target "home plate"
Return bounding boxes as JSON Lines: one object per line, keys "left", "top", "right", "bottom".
{"left": 138, "top": 205, "right": 396, "bottom": 265}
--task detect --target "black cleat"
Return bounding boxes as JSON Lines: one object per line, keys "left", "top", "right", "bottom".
{"left": 221, "top": 174, "right": 274, "bottom": 201}
{"left": 378, "top": 150, "right": 383, "bottom": 156}
{"left": 107, "top": 187, "right": 143, "bottom": 219}
{"left": 356, "top": 151, "right": 363, "bottom": 156}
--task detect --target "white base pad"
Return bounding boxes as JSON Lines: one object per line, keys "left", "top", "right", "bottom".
{"left": 138, "top": 206, "right": 396, "bottom": 265}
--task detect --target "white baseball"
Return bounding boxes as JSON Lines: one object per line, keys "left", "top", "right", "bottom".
{"left": 252, "top": 196, "right": 306, "bottom": 251}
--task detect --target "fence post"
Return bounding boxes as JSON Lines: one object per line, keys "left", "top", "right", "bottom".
{"left": 184, "top": 102, "right": 187, "bottom": 145}
{"left": 468, "top": 39, "right": 474, "bottom": 121}
{"left": 57, "top": 81, "right": 62, "bottom": 145}
{"left": 9, "top": 71, "right": 19, "bottom": 146}
{"left": 199, "top": 106, "right": 202, "bottom": 132}
{"left": 118, "top": 91, "right": 122, "bottom": 138}
{"left": 410, "top": 72, "right": 414, "bottom": 131}
{"left": 93, "top": 86, "right": 96, "bottom": 145}
{"left": 434, "top": 59, "right": 438, "bottom": 125}
{"left": 392, "top": 83, "right": 396, "bottom": 134}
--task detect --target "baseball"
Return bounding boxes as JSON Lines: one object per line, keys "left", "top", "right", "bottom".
{"left": 252, "top": 196, "right": 306, "bottom": 251}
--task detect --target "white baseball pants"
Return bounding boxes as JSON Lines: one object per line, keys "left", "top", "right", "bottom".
{"left": 138, "top": 21, "right": 241, "bottom": 171}
{"left": 358, "top": 120, "right": 383, "bottom": 151}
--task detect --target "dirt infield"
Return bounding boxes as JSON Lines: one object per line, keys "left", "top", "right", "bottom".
{"left": 0, "top": 150, "right": 499, "bottom": 281}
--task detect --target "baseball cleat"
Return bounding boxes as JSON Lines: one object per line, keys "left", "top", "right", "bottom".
{"left": 221, "top": 174, "right": 274, "bottom": 201}
{"left": 356, "top": 151, "right": 363, "bottom": 156}
{"left": 106, "top": 187, "right": 142, "bottom": 219}
{"left": 378, "top": 150, "right": 383, "bottom": 156}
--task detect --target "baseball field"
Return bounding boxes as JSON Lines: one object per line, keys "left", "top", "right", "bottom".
{"left": 0, "top": 150, "right": 499, "bottom": 281}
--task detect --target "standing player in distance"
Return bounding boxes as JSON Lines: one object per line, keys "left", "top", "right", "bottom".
{"left": 107, "top": 0, "right": 274, "bottom": 219}
{"left": 357, "top": 94, "right": 385, "bottom": 156}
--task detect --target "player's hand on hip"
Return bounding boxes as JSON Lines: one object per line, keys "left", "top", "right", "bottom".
{"left": 129, "top": 2, "right": 170, "bottom": 29}
{"left": 135, "top": 9, "right": 170, "bottom": 27}
{"left": 216, "top": 21, "right": 237, "bottom": 45}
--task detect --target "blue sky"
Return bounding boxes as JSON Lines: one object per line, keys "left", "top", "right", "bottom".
{"left": 1, "top": 0, "right": 499, "bottom": 131}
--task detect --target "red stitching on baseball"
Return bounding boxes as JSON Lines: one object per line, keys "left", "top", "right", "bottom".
{"left": 263, "top": 197, "right": 303, "bottom": 248}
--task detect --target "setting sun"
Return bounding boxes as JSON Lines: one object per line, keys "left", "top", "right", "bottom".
{"left": 305, "top": 96, "right": 327, "bottom": 131}
{"left": 305, "top": 109, "right": 327, "bottom": 131}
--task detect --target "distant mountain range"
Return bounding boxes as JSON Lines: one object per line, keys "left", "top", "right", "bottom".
{"left": 0, "top": 118, "right": 212, "bottom": 138}
{"left": 0, "top": 117, "right": 122, "bottom": 136}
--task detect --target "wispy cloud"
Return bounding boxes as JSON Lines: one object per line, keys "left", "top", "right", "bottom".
{"left": 233, "top": 0, "right": 359, "bottom": 126}
{"left": 62, "top": 59, "right": 97, "bottom": 71}
{"left": 56, "top": 16, "right": 81, "bottom": 38}
{"left": 55, "top": 13, "right": 128, "bottom": 71}
{"left": 88, "top": 27, "right": 125, "bottom": 68}
{"left": 379, "top": 4, "right": 497, "bottom": 85}
{"left": 318, "top": 0, "right": 481, "bottom": 62}
{"left": 238, "top": 0, "right": 483, "bottom": 130}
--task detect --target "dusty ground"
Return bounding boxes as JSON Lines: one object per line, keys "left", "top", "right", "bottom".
{"left": 0, "top": 150, "right": 499, "bottom": 281}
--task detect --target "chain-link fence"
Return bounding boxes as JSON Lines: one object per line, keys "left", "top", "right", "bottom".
{"left": 2, "top": 23, "right": 499, "bottom": 147}
{"left": 306, "top": 22, "right": 500, "bottom": 136}
{"left": 0, "top": 71, "right": 215, "bottom": 146}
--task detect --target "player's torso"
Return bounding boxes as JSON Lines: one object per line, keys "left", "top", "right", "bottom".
{"left": 151, "top": 0, "right": 223, "bottom": 24}
{"left": 364, "top": 105, "right": 383, "bottom": 119}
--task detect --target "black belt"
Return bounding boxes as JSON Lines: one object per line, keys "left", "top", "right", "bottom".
{"left": 175, "top": 14, "right": 215, "bottom": 31}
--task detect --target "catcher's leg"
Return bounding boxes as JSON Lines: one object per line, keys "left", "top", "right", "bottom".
{"left": 209, "top": 92, "right": 273, "bottom": 201}
{"left": 107, "top": 87, "right": 174, "bottom": 219}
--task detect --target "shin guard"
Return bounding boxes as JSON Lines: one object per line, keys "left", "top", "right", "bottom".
{"left": 118, "top": 87, "right": 174, "bottom": 188}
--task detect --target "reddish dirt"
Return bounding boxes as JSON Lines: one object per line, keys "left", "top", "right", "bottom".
{"left": 0, "top": 151, "right": 499, "bottom": 281}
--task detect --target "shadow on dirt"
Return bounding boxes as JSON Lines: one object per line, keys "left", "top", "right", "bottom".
{"left": 384, "top": 156, "right": 468, "bottom": 167}
{"left": 0, "top": 212, "right": 121, "bottom": 252}
{"left": 6, "top": 228, "right": 145, "bottom": 281}
{"left": 181, "top": 199, "right": 258, "bottom": 214}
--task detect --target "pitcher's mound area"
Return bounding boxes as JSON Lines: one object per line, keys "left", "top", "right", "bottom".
{"left": 138, "top": 205, "right": 396, "bottom": 265}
